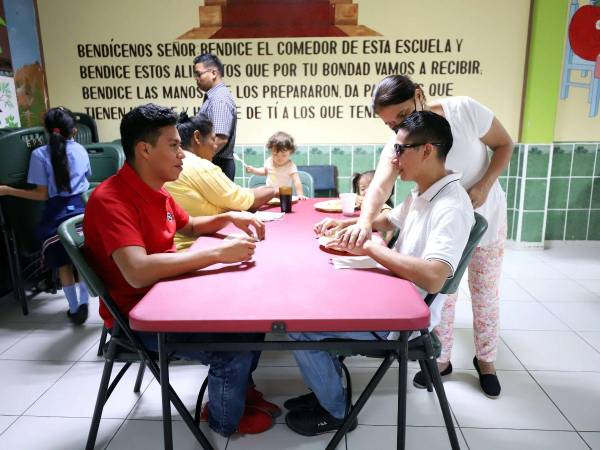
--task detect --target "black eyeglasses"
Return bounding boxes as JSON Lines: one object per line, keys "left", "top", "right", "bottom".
{"left": 194, "top": 69, "right": 212, "bottom": 78}
{"left": 394, "top": 142, "right": 444, "bottom": 157}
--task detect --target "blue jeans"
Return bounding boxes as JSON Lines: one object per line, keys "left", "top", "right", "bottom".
{"left": 289, "top": 331, "right": 389, "bottom": 419}
{"left": 139, "top": 332, "right": 260, "bottom": 436}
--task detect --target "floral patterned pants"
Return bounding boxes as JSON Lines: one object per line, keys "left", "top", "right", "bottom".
{"left": 434, "top": 235, "right": 505, "bottom": 363}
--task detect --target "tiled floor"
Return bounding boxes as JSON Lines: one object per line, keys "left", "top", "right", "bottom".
{"left": 0, "top": 243, "right": 599, "bottom": 449}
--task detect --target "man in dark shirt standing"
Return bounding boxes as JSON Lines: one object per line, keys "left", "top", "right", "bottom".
{"left": 193, "top": 53, "right": 238, "bottom": 180}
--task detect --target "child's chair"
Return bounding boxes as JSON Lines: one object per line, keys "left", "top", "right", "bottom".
{"left": 247, "top": 170, "right": 315, "bottom": 197}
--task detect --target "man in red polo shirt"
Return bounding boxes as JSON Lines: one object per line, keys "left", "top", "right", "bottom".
{"left": 84, "top": 103, "right": 275, "bottom": 436}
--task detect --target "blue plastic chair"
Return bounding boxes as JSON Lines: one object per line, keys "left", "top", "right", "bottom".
{"left": 297, "top": 165, "right": 338, "bottom": 197}
{"left": 247, "top": 170, "right": 314, "bottom": 197}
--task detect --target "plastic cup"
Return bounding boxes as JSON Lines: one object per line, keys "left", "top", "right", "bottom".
{"left": 340, "top": 193, "right": 357, "bottom": 216}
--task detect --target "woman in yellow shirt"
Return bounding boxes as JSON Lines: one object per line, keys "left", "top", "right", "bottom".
{"left": 165, "top": 112, "right": 276, "bottom": 250}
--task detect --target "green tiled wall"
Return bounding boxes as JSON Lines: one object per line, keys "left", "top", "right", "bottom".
{"left": 499, "top": 144, "right": 525, "bottom": 241}
{"left": 502, "top": 143, "right": 600, "bottom": 244}
{"left": 234, "top": 143, "right": 412, "bottom": 206}
{"left": 235, "top": 142, "right": 600, "bottom": 243}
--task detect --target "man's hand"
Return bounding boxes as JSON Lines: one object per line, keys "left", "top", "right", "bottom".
{"left": 314, "top": 217, "right": 349, "bottom": 236}
{"left": 331, "top": 235, "right": 384, "bottom": 256}
{"left": 335, "top": 222, "right": 372, "bottom": 249}
{"left": 467, "top": 179, "right": 492, "bottom": 209}
{"left": 297, "top": 194, "right": 307, "bottom": 200}
{"left": 341, "top": 239, "right": 371, "bottom": 256}
{"left": 215, "top": 238, "right": 256, "bottom": 263}
{"left": 228, "top": 211, "right": 265, "bottom": 240}
{"left": 0, "top": 185, "right": 9, "bottom": 196}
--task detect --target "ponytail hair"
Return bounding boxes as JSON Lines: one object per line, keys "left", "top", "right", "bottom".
{"left": 44, "top": 107, "right": 77, "bottom": 193}
{"left": 176, "top": 111, "right": 214, "bottom": 150}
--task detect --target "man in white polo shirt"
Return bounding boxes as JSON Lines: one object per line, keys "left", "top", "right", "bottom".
{"left": 284, "top": 110, "right": 475, "bottom": 437}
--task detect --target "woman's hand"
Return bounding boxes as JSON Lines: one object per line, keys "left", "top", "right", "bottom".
{"left": 314, "top": 217, "right": 350, "bottom": 236}
{"left": 355, "top": 195, "right": 364, "bottom": 208}
{"left": 467, "top": 179, "right": 492, "bottom": 209}
{"left": 335, "top": 222, "right": 372, "bottom": 249}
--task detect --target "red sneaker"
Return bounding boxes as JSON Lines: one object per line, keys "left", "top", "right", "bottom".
{"left": 236, "top": 406, "right": 273, "bottom": 434}
{"left": 199, "top": 403, "right": 209, "bottom": 422}
{"left": 245, "top": 386, "right": 282, "bottom": 418}
{"left": 199, "top": 404, "right": 273, "bottom": 434}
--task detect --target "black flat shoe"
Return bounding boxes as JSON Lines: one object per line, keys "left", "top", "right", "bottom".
{"left": 67, "top": 304, "right": 88, "bottom": 325}
{"left": 413, "top": 362, "right": 453, "bottom": 389}
{"left": 473, "top": 357, "right": 501, "bottom": 398}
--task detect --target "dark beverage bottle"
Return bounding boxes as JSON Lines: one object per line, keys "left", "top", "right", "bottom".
{"left": 279, "top": 186, "right": 292, "bottom": 213}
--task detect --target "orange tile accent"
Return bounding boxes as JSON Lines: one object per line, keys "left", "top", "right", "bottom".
{"left": 177, "top": 27, "right": 221, "bottom": 39}
{"left": 336, "top": 25, "right": 381, "bottom": 36}
{"left": 334, "top": 3, "right": 358, "bottom": 25}
{"left": 199, "top": 5, "right": 223, "bottom": 27}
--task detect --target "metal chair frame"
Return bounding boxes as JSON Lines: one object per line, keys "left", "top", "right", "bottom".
{"left": 336, "top": 212, "right": 488, "bottom": 450}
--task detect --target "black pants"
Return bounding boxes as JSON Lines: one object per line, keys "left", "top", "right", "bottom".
{"left": 213, "top": 156, "right": 235, "bottom": 181}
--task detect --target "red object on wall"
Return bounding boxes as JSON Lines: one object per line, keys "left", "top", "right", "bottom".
{"left": 569, "top": 5, "right": 600, "bottom": 62}
{"left": 211, "top": 0, "right": 347, "bottom": 39}
{"left": 222, "top": 1, "right": 334, "bottom": 27}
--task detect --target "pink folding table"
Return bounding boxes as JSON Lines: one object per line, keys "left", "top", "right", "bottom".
{"left": 130, "top": 198, "right": 430, "bottom": 450}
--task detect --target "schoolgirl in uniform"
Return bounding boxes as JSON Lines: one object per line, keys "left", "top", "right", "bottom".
{"left": 0, "top": 107, "right": 91, "bottom": 324}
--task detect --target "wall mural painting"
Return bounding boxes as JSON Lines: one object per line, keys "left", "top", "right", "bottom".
{"left": 0, "top": 6, "right": 11, "bottom": 72}
{"left": 0, "top": 1, "right": 20, "bottom": 129}
{"left": 36, "top": 0, "right": 529, "bottom": 143}
{"left": 5, "top": 0, "right": 48, "bottom": 127}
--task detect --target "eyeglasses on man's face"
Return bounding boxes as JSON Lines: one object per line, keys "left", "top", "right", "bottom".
{"left": 194, "top": 69, "right": 213, "bottom": 79}
{"left": 393, "top": 142, "right": 444, "bottom": 157}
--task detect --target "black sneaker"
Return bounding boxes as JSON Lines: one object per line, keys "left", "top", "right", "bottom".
{"left": 413, "top": 361, "right": 453, "bottom": 389}
{"left": 283, "top": 391, "right": 319, "bottom": 411}
{"left": 67, "top": 303, "right": 88, "bottom": 325}
{"left": 285, "top": 404, "right": 358, "bottom": 436}
{"left": 473, "top": 357, "right": 501, "bottom": 398}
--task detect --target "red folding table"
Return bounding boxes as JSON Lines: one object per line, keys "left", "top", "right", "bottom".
{"left": 129, "top": 198, "right": 429, "bottom": 450}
